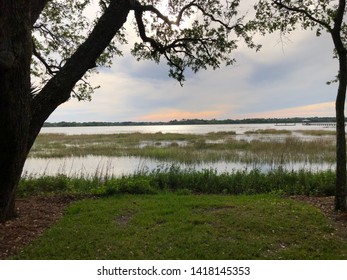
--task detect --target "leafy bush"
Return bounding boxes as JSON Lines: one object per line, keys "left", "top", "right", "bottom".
{"left": 93, "top": 177, "right": 157, "bottom": 196}
{"left": 18, "top": 174, "right": 70, "bottom": 196}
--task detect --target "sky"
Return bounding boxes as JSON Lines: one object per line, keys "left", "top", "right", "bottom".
{"left": 47, "top": 3, "right": 340, "bottom": 123}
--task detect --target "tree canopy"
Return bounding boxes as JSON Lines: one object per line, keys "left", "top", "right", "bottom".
{"left": 31, "top": 0, "right": 259, "bottom": 98}
{"left": 252, "top": 1, "right": 346, "bottom": 55}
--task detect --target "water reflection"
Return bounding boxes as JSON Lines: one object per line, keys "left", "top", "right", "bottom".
{"left": 23, "top": 155, "right": 334, "bottom": 178}
{"left": 40, "top": 123, "right": 335, "bottom": 136}
{"left": 138, "top": 140, "right": 188, "bottom": 148}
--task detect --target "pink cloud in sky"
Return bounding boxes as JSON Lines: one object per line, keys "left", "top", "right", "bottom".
{"left": 138, "top": 109, "right": 225, "bottom": 122}
{"left": 237, "top": 102, "right": 335, "bottom": 119}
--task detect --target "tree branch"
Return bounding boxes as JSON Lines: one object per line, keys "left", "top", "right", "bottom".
{"left": 190, "top": 3, "right": 236, "bottom": 30}
{"left": 272, "top": 0, "right": 333, "bottom": 32}
{"left": 131, "top": 0, "right": 197, "bottom": 27}
{"left": 29, "top": 0, "right": 131, "bottom": 146}
{"left": 330, "top": 0, "right": 347, "bottom": 60}
{"left": 133, "top": 0, "right": 239, "bottom": 31}
{"left": 132, "top": 1, "right": 200, "bottom": 54}
{"left": 30, "top": 0, "right": 50, "bottom": 26}
{"left": 133, "top": 0, "right": 239, "bottom": 56}
{"left": 133, "top": 7, "right": 165, "bottom": 53}
{"left": 333, "top": 0, "right": 346, "bottom": 33}
{"left": 32, "top": 40, "right": 59, "bottom": 75}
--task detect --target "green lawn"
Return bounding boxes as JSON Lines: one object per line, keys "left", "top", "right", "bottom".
{"left": 14, "top": 194, "right": 347, "bottom": 259}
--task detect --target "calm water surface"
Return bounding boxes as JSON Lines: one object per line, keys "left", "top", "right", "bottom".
{"left": 23, "top": 155, "right": 334, "bottom": 178}
{"left": 40, "top": 123, "right": 335, "bottom": 135}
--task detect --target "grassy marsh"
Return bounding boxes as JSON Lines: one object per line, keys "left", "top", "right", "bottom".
{"left": 244, "top": 129, "right": 292, "bottom": 135}
{"left": 29, "top": 132, "right": 336, "bottom": 164}
{"left": 296, "top": 130, "right": 336, "bottom": 136}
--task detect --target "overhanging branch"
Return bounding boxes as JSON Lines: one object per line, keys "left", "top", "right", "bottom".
{"left": 273, "top": 0, "right": 332, "bottom": 32}
{"left": 133, "top": 7, "right": 165, "bottom": 53}
{"left": 132, "top": 0, "right": 239, "bottom": 55}
{"left": 32, "top": 40, "right": 59, "bottom": 76}
{"left": 131, "top": 0, "right": 197, "bottom": 27}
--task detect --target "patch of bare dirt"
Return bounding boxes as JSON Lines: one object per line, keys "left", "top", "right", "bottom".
{"left": 290, "top": 195, "right": 347, "bottom": 240}
{"left": 115, "top": 211, "right": 134, "bottom": 226}
{"left": 0, "top": 196, "right": 77, "bottom": 259}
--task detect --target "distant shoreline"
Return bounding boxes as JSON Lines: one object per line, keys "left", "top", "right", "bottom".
{"left": 44, "top": 117, "right": 336, "bottom": 127}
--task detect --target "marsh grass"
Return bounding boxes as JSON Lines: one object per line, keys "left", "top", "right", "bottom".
{"left": 297, "top": 130, "right": 336, "bottom": 136}
{"left": 14, "top": 194, "right": 347, "bottom": 259}
{"left": 18, "top": 167, "right": 336, "bottom": 197}
{"left": 244, "top": 129, "right": 292, "bottom": 135}
{"left": 30, "top": 132, "right": 336, "bottom": 164}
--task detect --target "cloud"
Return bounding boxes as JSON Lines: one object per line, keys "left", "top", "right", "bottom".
{"left": 236, "top": 102, "right": 335, "bottom": 119}
{"left": 138, "top": 108, "right": 225, "bottom": 122}
{"left": 47, "top": 6, "right": 340, "bottom": 123}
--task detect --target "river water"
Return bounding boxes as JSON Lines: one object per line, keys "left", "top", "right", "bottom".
{"left": 23, "top": 123, "right": 336, "bottom": 178}
{"left": 40, "top": 123, "right": 335, "bottom": 135}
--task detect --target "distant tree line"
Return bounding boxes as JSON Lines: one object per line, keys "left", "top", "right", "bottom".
{"left": 43, "top": 117, "right": 337, "bottom": 127}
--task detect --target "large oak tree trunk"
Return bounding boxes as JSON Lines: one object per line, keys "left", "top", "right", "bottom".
{"left": 0, "top": 0, "right": 131, "bottom": 222}
{"left": 0, "top": 1, "right": 32, "bottom": 222}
